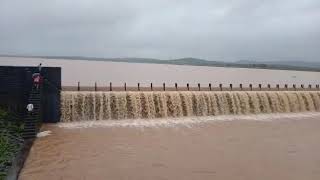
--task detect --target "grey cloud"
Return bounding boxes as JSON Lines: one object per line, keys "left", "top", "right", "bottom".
{"left": 0, "top": 0, "right": 319, "bottom": 61}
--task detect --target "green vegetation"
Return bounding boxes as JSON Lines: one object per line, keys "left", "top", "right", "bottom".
{"left": 0, "top": 108, "right": 24, "bottom": 180}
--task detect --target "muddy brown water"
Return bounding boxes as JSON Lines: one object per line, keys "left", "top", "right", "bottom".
{"left": 20, "top": 115, "right": 320, "bottom": 180}
{"left": 1, "top": 57, "right": 320, "bottom": 87}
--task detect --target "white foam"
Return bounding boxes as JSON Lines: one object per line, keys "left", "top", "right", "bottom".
{"left": 37, "top": 130, "right": 52, "bottom": 137}
{"left": 56, "top": 112, "right": 320, "bottom": 129}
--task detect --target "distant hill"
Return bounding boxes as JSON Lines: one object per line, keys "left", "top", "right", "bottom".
{"left": 236, "top": 60, "right": 320, "bottom": 69}
{"left": 1, "top": 54, "right": 319, "bottom": 72}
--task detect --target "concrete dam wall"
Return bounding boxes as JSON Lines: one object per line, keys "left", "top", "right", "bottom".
{"left": 60, "top": 91, "right": 320, "bottom": 122}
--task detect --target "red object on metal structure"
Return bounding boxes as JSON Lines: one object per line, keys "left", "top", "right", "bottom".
{"left": 32, "top": 73, "right": 42, "bottom": 84}
{"left": 32, "top": 73, "right": 43, "bottom": 90}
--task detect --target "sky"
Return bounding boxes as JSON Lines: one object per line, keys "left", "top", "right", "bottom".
{"left": 0, "top": 0, "right": 319, "bottom": 61}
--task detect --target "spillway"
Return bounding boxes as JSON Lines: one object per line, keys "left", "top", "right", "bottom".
{"left": 60, "top": 91, "right": 320, "bottom": 122}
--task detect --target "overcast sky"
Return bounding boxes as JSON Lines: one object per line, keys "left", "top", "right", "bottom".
{"left": 0, "top": 0, "right": 319, "bottom": 61}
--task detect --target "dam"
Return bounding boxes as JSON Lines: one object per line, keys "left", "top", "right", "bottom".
{"left": 61, "top": 91, "right": 320, "bottom": 122}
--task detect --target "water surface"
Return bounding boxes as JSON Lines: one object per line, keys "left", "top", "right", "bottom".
{"left": 20, "top": 114, "right": 320, "bottom": 180}
{"left": 1, "top": 57, "right": 320, "bottom": 86}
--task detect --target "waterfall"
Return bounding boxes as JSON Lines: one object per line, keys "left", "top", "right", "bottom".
{"left": 60, "top": 91, "right": 320, "bottom": 122}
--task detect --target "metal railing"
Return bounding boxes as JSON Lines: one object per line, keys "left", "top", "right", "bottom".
{"left": 62, "top": 82, "right": 320, "bottom": 92}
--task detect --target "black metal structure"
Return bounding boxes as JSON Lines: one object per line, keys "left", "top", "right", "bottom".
{"left": 0, "top": 66, "right": 61, "bottom": 138}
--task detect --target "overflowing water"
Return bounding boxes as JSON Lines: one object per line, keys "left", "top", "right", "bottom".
{"left": 61, "top": 91, "right": 320, "bottom": 122}
{"left": 21, "top": 90, "right": 320, "bottom": 180}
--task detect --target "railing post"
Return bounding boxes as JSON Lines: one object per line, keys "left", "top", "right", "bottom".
{"left": 175, "top": 83, "right": 178, "bottom": 91}
{"left": 301, "top": 84, "right": 304, "bottom": 89}
{"left": 163, "top": 83, "right": 166, "bottom": 91}
{"left": 219, "top": 84, "right": 222, "bottom": 91}
{"left": 110, "top": 82, "right": 112, "bottom": 91}
{"left": 151, "top": 83, "right": 153, "bottom": 91}
{"left": 138, "top": 83, "right": 140, "bottom": 91}
{"left": 229, "top": 84, "right": 232, "bottom": 91}
{"left": 187, "top": 83, "right": 189, "bottom": 91}
{"left": 308, "top": 84, "right": 312, "bottom": 89}
{"left": 95, "top": 82, "right": 97, "bottom": 91}
{"left": 198, "top": 83, "right": 200, "bottom": 91}
{"left": 284, "top": 84, "right": 287, "bottom": 90}
{"left": 249, "top": 84, "right": 253, "bottom": 91}
{"left": 124, "top": 82, "right": 127, "bottom": 91}
{"left": 267, "top": 84, "right": 271, "bottom": 90}
{"left": 209, "top": 83, "right": 212, "bottom": 91}
{"left": 259, "top": 84, "right": 262, "bottom": 91}
{"left": 276, "top": 84, "right": 280, "bottom": 90}
{"left": 239, "top": 84, "right": 242, "bottom": 91}
{"left": 317, "top": 84, "right": 319, "bottom": 90}
{"left": 77, "top": 81, "right": 80, "bottom": 91}
{"left": 293, "top": 84, "right": 296, "bottom": 91}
